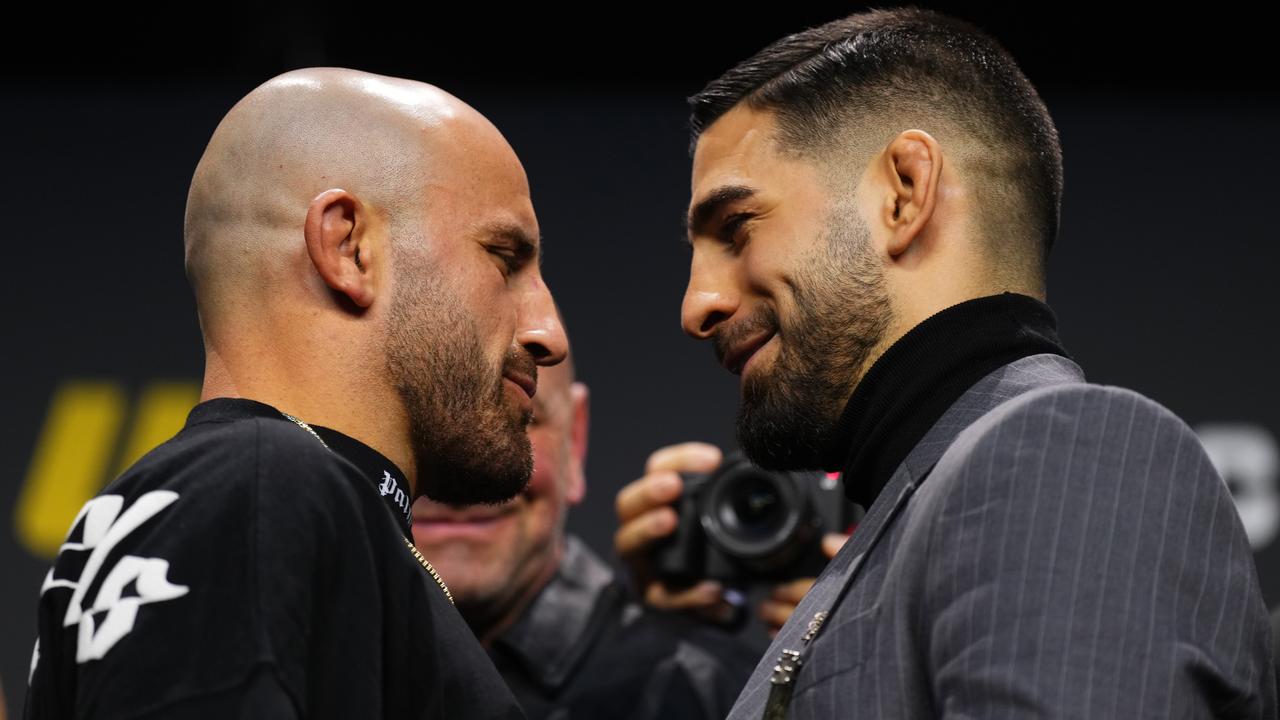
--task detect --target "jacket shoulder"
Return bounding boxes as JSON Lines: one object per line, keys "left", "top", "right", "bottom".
{"left": 940, "top": 382, "right": 1208, "bottom": 483}
{"left": 979, "top": 381, "right": 1192, "bottom": 434}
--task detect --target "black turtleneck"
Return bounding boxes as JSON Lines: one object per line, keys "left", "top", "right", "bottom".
{"left": 821, "top": 292, "right": 1069, "bottom": 508}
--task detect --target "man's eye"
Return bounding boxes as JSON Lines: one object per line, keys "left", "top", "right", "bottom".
{"left": 490, "top": 249, "right": 520, "bottom": 274}
{"left": 720, "top": 213, "right": 752, "bottom": 246}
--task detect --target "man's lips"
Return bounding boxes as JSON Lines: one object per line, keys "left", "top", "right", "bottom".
{"left": 503, "top": 371, "right": 537, "bottom": 399}
{"left": 721, "top": 331, "right": 776, "bottom": 375}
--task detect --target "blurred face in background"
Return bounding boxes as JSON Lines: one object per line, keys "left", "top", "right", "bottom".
{"left": 411, "top": 360, "right": 589, "bottom": 638}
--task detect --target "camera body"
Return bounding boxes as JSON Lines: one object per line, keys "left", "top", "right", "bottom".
{"left": 650, "top": 453, "right": 856, "bottom": 587}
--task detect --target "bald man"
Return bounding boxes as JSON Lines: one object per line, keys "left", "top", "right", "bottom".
{"left": 25, "top": 68, "right": 563, "bottom": 719}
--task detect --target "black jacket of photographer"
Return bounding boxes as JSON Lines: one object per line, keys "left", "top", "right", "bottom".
{"left": 487, "top": 536, "right": 756, "bottom": 720}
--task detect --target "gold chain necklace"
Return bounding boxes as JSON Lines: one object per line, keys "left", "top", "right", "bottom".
{"left": 279, "top": 411, "right": 454, "bottom": 604}
{"left": 402, "top": 537, "right": 454, "bottom": 604}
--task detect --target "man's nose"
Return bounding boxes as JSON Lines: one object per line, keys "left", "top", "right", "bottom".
{"left": 681, "top": 254, "right": 739, "bottom": 340}
{"left": 517, "top": 275, "right": 568, "bottom": 366}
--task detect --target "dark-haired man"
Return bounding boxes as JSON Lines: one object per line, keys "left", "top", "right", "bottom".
{"left": 616, "top": 8, "right": 1274, "bottom": 717}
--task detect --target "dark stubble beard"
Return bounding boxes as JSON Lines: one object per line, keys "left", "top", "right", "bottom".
{"left": 729, "top": 206, "right": 892, "bottom": 471}
{"left": 384, "top": 268, "right": 537, "bottom": 505}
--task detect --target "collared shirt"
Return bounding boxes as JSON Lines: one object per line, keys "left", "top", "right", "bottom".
{"left": 489, "top": 536, "right": 755, "bottom": 720}
{"left": 25, "top": 398, "right": 524, "bottom": 720}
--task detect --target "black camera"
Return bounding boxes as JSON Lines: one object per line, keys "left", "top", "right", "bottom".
{"left": 650, "top": 453, "right": 857, "bottom": 587}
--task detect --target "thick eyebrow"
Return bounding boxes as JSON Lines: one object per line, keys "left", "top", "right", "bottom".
{"left": 684, "top": 184, "right": 758, "bottom": 245}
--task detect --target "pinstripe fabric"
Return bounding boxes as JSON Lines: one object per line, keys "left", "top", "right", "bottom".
{"left": 727, "top": 354, "right": 1275, "bottom": 719}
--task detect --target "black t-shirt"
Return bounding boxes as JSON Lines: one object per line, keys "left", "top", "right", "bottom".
{"left": 25, "top": 398, "right": 525, "bottom": 720}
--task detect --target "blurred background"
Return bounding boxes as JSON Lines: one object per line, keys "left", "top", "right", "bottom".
{"left": 2, "top": 1, "right": 1278, "bottom": 713}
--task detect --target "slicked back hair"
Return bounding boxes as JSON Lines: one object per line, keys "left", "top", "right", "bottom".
{"left": 689, "top": 7, "right": 1063, "bottom": 283}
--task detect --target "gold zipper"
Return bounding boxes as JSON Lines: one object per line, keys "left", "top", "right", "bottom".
{"left": 280, "top": 411, "right": 455, "bottom": 605}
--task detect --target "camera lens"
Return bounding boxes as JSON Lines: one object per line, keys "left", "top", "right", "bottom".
{"left": 723, "top": 476, "right": 786, "bottom": 539}
{"left": 700, "top": 464, "right": 803, "bottom": 560}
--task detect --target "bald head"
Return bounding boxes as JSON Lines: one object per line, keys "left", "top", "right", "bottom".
{"left": 184, "top": 67, "right": 512, "bottom": 331}
{"left": 185, "top": 67, "right": 567, "bottom": 500}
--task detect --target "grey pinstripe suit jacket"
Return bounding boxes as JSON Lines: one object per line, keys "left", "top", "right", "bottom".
{"left": 727, "top": 354, "right": 1275, "bottom": 719}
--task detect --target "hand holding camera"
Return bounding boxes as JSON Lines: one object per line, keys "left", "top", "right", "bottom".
{"left": 614, "top": 442, "right": 852, "bottom": 634}
{"left": 615, "top": 443, "right": 732, "bottom": 617}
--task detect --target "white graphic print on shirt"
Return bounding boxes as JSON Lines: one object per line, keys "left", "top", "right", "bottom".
{"left": 37, "top": 491, "right": 190, "bottom": 666}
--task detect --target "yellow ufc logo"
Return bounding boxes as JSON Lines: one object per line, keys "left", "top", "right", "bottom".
{"left": 15, "top": 380, "right": 199, "bottom": 559}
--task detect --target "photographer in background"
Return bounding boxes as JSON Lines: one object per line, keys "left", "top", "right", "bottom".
{"left": 412, "top": 350, "right": 756, "bottom": 720}
{"left": 618, "top": 443, "right": 850, "bottom": 638}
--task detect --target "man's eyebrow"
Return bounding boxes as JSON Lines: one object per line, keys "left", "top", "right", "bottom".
{"left": 684, "top": 184, "right": 758, "bottom": 244}
{"left": 482, "top": 222, "right": 541, "bottom": 264}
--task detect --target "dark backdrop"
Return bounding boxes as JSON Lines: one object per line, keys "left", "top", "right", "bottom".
{"left": 3, "top": 3, "right": 1277, "bottom": 714}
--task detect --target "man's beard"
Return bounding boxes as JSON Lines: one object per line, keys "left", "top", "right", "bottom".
{"left": 385, "top": 271, "right": 536, "bottom": 505}
{"left": 725, "top": 208, "right": 892, "bottom": 470}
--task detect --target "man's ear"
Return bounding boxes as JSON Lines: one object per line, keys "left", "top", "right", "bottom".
{"left": 877, "top": 130, "right": 944, "bottom": 258}
{"left": 564, "top": 382, "right": 590, "bottom": 505}
{"left": 304, "top": 188, "right": 378, "bottom": 308}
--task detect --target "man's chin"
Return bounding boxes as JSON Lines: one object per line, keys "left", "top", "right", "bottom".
{"left": 398, "top": 383, "right": 530, "bottom": 503}
{"left": 737, "top": 387, "right": 828, "bottom": 471}
{"left": 417, "top": 446, "right": 532, "bottom": 506}
{"left": 423, "top": 479, "right": 530, "bottom": 507}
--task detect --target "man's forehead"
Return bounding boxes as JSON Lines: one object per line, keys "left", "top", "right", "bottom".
{"left": 431, "top": 141, "right": 531, "bottom": 198}
{"left": 426, "top": 166, "right": 539, "bottom": 247}
{"left": 690, "top": 106, "right": 783, "bottom": 207}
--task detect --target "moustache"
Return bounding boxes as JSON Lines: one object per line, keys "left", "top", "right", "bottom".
{"left": 501, "top": 347, "right": 538, "bottom": 392}
{"left": 712, "top": 307, "right": 780, "bottom": 367}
